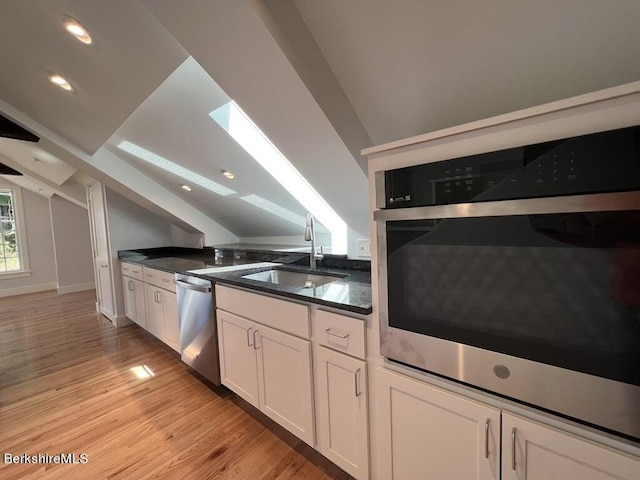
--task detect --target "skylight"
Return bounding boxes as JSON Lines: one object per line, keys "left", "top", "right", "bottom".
{"left": 117, "top": 141, "right": 235, "bottom": 196}
{"left": 209, "top": 101, "right": 347, "bottom": 254}
{"left": 240, "top": 194, "right": 306, "bottom": 226}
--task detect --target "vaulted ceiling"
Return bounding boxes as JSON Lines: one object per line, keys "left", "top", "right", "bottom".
{"left": 1, "top": 0, "right": 640, "bottom": 253}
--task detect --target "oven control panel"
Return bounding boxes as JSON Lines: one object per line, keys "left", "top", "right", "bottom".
{"left": 385, "top": 125, "right": 640, "bottom": 208}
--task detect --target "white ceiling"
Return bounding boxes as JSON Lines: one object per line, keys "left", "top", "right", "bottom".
{"left": 1, "top": 0, "right": 640, "bottom": 248}
{"left": 293, "top": 0, "right": 640, "bottom": 145}
{"left": 107, "top": 57, "right": 315, "bottom": 237}
{"left": 0, "top": 0, "right": 187, "bottom": 154}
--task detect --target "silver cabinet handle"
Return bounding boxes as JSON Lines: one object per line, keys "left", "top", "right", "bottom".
{"left": 128, "top": 280, "right": 134, "bottom": 291}
{"left": 355, "top": 369, "right": 361, "bottom": 397}
{"left": 484, "top": 419, "right": 490, "bottom": 459}
{"left": 511, "top": 427, "right": 517, "bottom": 471}
{"left": 247, "top": 327, "right": 254, "bottom": 347}
{"left": 253, "top": 330, "right": 260, "bottom": 350}
{"left": 325, "top": 328, "right": 349, "bottom": 339}
{"left": 162, "top": 278, "right": 170, "bottom": 283}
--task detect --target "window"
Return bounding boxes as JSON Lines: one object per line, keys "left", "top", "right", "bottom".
{"left": 0, "top": 188, "right": 28, "bottom": 275}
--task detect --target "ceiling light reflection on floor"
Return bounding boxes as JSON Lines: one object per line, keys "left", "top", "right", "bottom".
{"left": 117, "top": 141, "right": 236, "bottom": 196}
{"left": 130, "top": 365, "right": 155, "bottom": 379}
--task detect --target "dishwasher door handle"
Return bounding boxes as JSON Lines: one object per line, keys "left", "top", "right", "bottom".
{"left": 174, "top": 280, "right": 212, "bottom": 293}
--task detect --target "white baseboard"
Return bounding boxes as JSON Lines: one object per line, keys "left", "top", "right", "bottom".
{"left": 0, "top": 282, "right": 57, "bottom": 299}
{"left": 112, "top": 315, "right": 132, "bottom": 328}
{"left": 57, "top": 282, "right": 96, "bottom": 295}
{"left": 99, "top": 307, "right": 117, "bottom": 323}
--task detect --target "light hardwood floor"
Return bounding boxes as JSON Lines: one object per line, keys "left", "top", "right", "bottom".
{"left": 0, "top": 290, "right": 353, "bottom": 480}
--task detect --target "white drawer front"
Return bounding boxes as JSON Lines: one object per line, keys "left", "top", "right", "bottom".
{"left": 215, "top": 285, "right": 310, "bottom": 339}
{"left": 120, "top": 262, "right": 143, "bottom": 281}
{"left": 315, "top": 309, "right": 366, "bottom": 360}
{"left": 142, "top": 267, "right": 176, "bottom": 292}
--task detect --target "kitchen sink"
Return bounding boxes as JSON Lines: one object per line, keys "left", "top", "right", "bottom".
{"left": 241, "top": 268, "right": 345, "bottom": 288}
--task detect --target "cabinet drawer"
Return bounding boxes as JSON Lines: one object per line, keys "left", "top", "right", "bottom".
{"left": 121, "top": 262, "right": 143, "bottom": 281}
{"left": 142, "top": 267, "right": 176, "bottom": 292}
{"left": 216, "top": 285, "right": 310, "bottom": 339}
{"left": 314, "top": 309, "right": 366, "bottom": 359}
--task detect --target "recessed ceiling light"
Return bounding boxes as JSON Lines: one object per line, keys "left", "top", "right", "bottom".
{"left": 49, "top": 74, "right": 74, "bottom": 92}
{"left": 222, "top": 170, "right": 236, "bottom": 179}
{"left": 63, "top": 16, "right": 92, "bottom": 44}
{"left": 181, "top": 184, "right": 192, "bottom": 192}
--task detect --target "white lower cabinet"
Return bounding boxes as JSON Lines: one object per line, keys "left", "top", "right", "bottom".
{"left": 375, "top": 367, "right": 640, "bottom": 480}
{"left": 162, "top": 289, "right": 179, "bottom": 350}
{"left": 316, "top": 346, "right": 368, "bottom": 480}
{"left": 216, "top": 284, "right": 374, "bottom": 475}
{"left": 144, "top": 283, "right": 179, "bottom": 352}
{"left": 122, "top": 263, "right": 178, "bottom": 352}
{"left": 217, "top": 308, "right": 315, "bottom": 446}
{"left": 122, "top": 277, "right": 147, "bottom": 329}
{"left": 503, "top": 412, "right": 640, "bottom": 480}
{"left": 375, "top": 367, "right": 500, "bottom": 480}
{"left": 121, "top": 262, "right": 147, "bottom": 328}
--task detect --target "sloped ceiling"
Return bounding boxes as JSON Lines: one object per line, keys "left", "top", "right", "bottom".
{"left": 1, "top": 0, "right": 640, "bottom": 252}
{"left": 107, "top": 57, "right": 317, "bottom": 237}
{"left": 293, "top": 0, "right": 640, "bottom": 145}
{"left": 0, "top": 0, "right": 187, "bottom": 155}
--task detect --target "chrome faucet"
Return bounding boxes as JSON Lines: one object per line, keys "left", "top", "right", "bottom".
{"left": 304, "top": 214, "right": 323, "bottom": 270}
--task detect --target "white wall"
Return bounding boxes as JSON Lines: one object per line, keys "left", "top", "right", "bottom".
{"left": 105, "top": 187, "right": 174, "bottom": 252}
{"left": 170, "top": 224, "right": 204, "bottom": 248}
{"left": 0, "top": 188, "right": 57, "bottom": 297}
{"left": 105, "top": 186, "right": 204, "bottom": 316}
{"left": 49, "top": 195, "right": 95, "bottom": 294}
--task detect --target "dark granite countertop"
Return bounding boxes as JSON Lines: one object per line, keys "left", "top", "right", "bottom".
{"left": 118, "top": 246, "right": 372, "bottom": 315}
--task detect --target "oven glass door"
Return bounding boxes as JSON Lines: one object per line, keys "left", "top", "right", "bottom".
{"left": 386, "top": 210, "right": 640, "bottom": 386}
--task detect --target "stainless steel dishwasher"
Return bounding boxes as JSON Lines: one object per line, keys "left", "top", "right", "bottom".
{"left": 174, "top": 273, "right": 220, "bottom": 385}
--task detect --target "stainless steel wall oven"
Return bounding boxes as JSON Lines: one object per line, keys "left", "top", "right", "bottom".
{"left": 374, "top": 125, "right": 640, "bottom": 440}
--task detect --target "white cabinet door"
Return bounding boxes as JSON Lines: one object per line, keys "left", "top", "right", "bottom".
{"left": 316, "top": 346, "right": 368, "bottom": 480}
{"left": 503, "top": 412, "right": 640, "bottom": 480}
{"left": 145, "top": 283, "right": 164, "bottom": 340}
{"left": 375, "top": 367, "right": 500, "bottom": 480}
{"left": 217, "top": 310, "right": 259, "bottom": 408}
{"left": 123, "top": 276, "right": 136, "bottom": 321}
{"left": 256, "top": 323, "right": 314, "bottom": 446}
{"left": 161, "top": 289, "right": 179, "bottom": 352}
{"left": 132, "top": 278, "right": 147, "bottom": 329}
{"left": 123, "top": 276, "right": 147, "bottom": 329}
